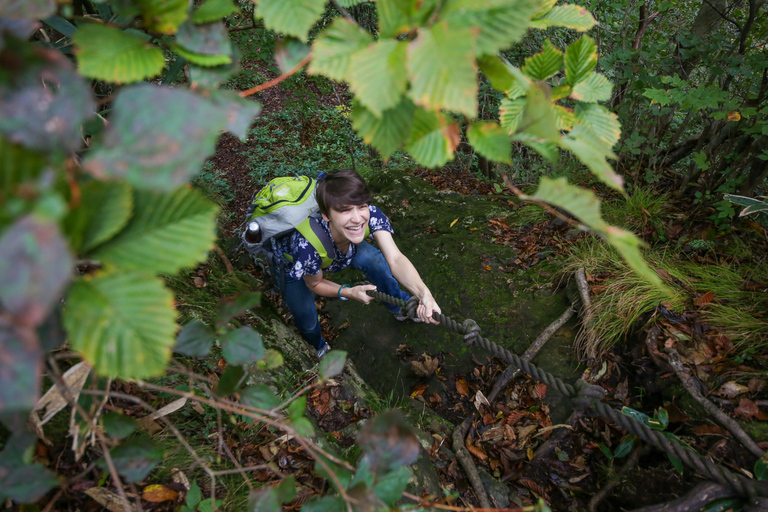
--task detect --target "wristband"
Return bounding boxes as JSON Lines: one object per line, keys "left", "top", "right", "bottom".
{"left": 338, "top": 284, "right": 351, "bottom": 301}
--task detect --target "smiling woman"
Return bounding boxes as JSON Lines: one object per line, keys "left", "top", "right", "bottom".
{"left": 271, "top": 169, "right": 441, "bottom": 357}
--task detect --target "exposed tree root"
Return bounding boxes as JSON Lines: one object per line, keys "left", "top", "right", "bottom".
{"left": 661, "top": 344, "right": 764, "bottom": 458}
{"left": 452, "top": 298, "right": 578, "bottom": 508}
{"left": 627, "top": 482, "right": 737, "bottom": 512}
{"left": 587, "top": 445, "right": 650, "bottom": 512}
{"left": 214, "top": 244, "right": 235, "bottom": 274}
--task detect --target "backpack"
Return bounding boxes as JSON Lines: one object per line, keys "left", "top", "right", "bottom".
{"left": 241, "top": 175, "right": 370, "bottom": 270}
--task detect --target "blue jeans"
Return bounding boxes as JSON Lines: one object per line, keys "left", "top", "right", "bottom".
{"left": 273, "top": 241, "right": 410, "bottom": 350}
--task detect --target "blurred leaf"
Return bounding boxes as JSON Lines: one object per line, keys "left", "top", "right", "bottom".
{"left": 0, "top": 43, "right": 94, "bottom": 152}
{"left": 216, "top": 292, "right": 262, "bottom": 328}
{"left": 64, "top": 271, "right": 177, "bottom": 379}
{"left": 136, "top": 0, "right": 188, "bottom": 34}
{"left": 91, "top": 187, "right": 218, "bottom": 274}
{"left": 657, "top": 408, "right": 669, "bottom": 429}
{"left": 571, "top": 73, "right": 612, "bottom": 102}
{"left": 406, "top": 107, "right": 457, "bottom": 168}
{"left": 175, "top": 320, "right": 216, "bottom": 357}
{"left": 172, "top": 44, "right": 232, "bottom": 66}
{"left": 175, "top": 20, "right": 231, "bottom": 56}
{"left": 247, "top": 487, "right": 280, "bottom": 512}
{"left": 357, "top": 410, "right": 420, "bottom": 474}
{"left": 290, "top": 417, "right": 314, "bottom": 437}
{"left": 255, "top": 349, "right": 284, "bottom": 370}
{"left": 531, "top": 4, "right": 597, "bottom": 31}
{"left": 377, "top": 0, "right": 437, "bottom": 38}
{"left": 755, "top": 456, "right": 768, "bottom": 481}
{"left": 197, "top": 498, "right": 224, "bottom": 512}
{"left": 314, "top": 455, "right": 353, "bottom": 488}
{"left": 64, "top": 180, "right": 133, "bottom": 253}
{"left": 309, "top": 18, "right": 373, "bottom": 81}
{"left": 349, "top": 40, "right": 408, "bottom": 117}
{"left": 142, "top": 484, "right": 178, "bottom": 503}
{"left": 478, "top": 55, "right": 529, "bottom": 97}
{"left": 668, "top": 453, "right": 684, "bottom": 473}
{"left": 597, "top": 442, "right": 613, "bottom": 459}
{"left": 287, "top": 396, "right": 306, "bottom": 421}
{"left": 220, "top": 327, "right": 265, "bottom": 365}
{"left": 0, "top": 216, "right": 73, "bottom": 326}
{"left": 613, "top": 435, "right": 635, "bottom": 458}
{"left": 0, "top": 0, "right": 55, "bottom": 19}
{"left": 255, "top": 0, "right": 326, "bottom": 41}
{"left": 74, "top": 24, "right": 165, "bottom": 84}
{"left": 191, "top": 0, "right": 239, "bottom": 23}
{"left": 275, "top": 37, "right": 311, "bottom": 74}
{"left": 0, "top": 137, "right": 49, "bottom": 199}
{"left": 206, "top": 90, "right": 261, "bottom": 141}
{"left": 467, "top": 121, "right": 511, "bottom": 164}
{"left": 522, "top": 39, "right": 563, "bottom": 81}
{"left": 240, "top": 384, "right": 280, "bottom": 410}
{"left": 319, "top": 350, "right": 347, "bottom": 380}
{"left": 499, "top": 97, "right": 526, "bottom": 135}
{"left": 186, "top": 481, "right": 202, "bottom": 507}
{"left": 302, "top": 496, "right": 346, "bottom": 512}
{"left": 351, "top": 98, "right": 414, "bottom": 160}
{"left": 374, "top": 466, "right": 411, "bottom": 506}
{"left": 102, "top": 412, "right": 138, "bottom": 440}
{"left": 0, "top": 463, "right": 58, "bottom": 502}
{"left": 407, "top": 22, "right": 478, "bottom": 118}
{"left": 188, "top": 46, "right": 241, "bottom": 87}
{"left": 517, "top": 82, "right": 559, "bottom": 141}
{"left": 351, "top": 456, "right": 374, "bottom": 488}
{"left": 83, "top": 84, "right": 228, "bottom": 189}
{"left": 564, "top": 35, "right": 597, "bottom": 86}
{"left": 621, "top": 406, "right": 663, "bottom": 430}
{"left": 443, "top": 0, "right": 541, "bottom": 56}
{"left": 554, "top": 104, "right": 575, "bottom": 131}
{"left": 348, "top": 481, "right": 389, "bottom": 512}
{"left": 216, "top": 364, "right": 245, "bottom": 396}
{"left": 276, "top": 475, "right": 297, "bottom": 503}
{"left": 0, "top": 320, "right": 41, "bottom": 412}
{"left": 99, "top": 436, "right": 164, "bottom": 482}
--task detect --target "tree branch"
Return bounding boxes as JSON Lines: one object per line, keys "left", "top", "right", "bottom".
{"left": 239, "top": 54, "right": 312, "bottom": 98}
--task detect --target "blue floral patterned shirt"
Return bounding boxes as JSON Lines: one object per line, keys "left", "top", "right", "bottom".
{"left": 282, "top": 205, "right": 393, "bottom": 279}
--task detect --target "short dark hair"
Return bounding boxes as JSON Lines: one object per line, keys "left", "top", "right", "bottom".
{"left": 315, "top": 169, "right": 373, "bottom": 215}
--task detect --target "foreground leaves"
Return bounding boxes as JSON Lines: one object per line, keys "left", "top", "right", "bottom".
{"left": 255, "top": 0, "right": 326, "bottom": 41}
{"left": 0, "top": 320, "right": 41, "bottom": 412}
{"left": 64, "top": 271, "right": 178, "bottom": 379}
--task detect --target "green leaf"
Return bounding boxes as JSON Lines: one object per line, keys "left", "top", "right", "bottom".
{"left": 754, "top": 456, "right": 768, "bottom": 481}
{"left": 221, "top": 327, "right": 265, "bottom": 365}
{"left": 191, "top": 0, "right": 239, "bottom": 23}
{"left": 0, "top": 137, "right": 49, "bottom": 198}
{"left": 175, "top": 320, "right": 216, "bottom": 357}
{"left": 240, "top": 384, "right": 280, "bottom": 410}
{"left": 478, "top": 54, "right": 516, "bottom": 91}
{"left": 0, "top": 320, "right": 42, "bottom": 412}
{"left": 668, "top": 453, "right": 684, "bottom": 474}
{"left": 188, "top": 58, "right": 240, "bottom": 88}
{"left": 290, "top": 417, "right": 315, "bottom": 437}
{"left": 499, "top": 97, "right": 525, "bottom": 135}
{"left": 216, "top": 364, "right": 245, "bottom": 396}
{"left": 0, "top": 43, "right": 94, "bottom": 152}
{"left": 255, "top": 0, "right": 326, "bottom": 41}
{"left": 405, "top": 107, "right": 458, "bottom": 168}
{"left": 64, "top": 271, "right": 177, "bottom": 379}
{"left": 255, "top": 349, "right": 284, "bottom": 370}
{"left": 348, "top": 40, "right": 408, "bottom": 117}
{"left": 206, "top": 90, "right": 261, "bottom": 141}
{"left": 65, "top": 180, "right": 133, "bottom": 253}
{"left": 377, "top": 0, "right": 438, "bottom": 38}
{"left": 407, "top": 22, "right": 478, "bottom": 118}
{"left": 314, "top": 455, "right": 353, "bottom": 488}
{"left": 357, "top": 410, "right": 420, "bottom": 474}
{"left": 172, "top": 44, "right": 232, "bottom": 66}
{"left": 247, "top": 487, "right": 280, "bottom": 512}
{"left": 287, "top": 396, "right": 306, "bottom": 421}
{"left": 573, "top": 103, "right": 621, "bottom": 153}
{"left": 0, "top": 463, "right": 58, "bottom": 502}
{"left": 308, "top": 18, "right": 374, "bottom": 81}
{"left": 216, "top": 292, "right": 262, "bottom": 328}
{"left": 613, "top": 435, "right": 635, "bottom": 458}
{"left": 443, "top": 0, "right": 541, "bottom": 56}
{"left": 276, "top": 475, "right": 297, "bottom": 503}
{"left": 100, "top": 436, "right": 164, "bottom": 482}
{"left": 275, "top": 37, "right": 311, "bottom": 74}
{"left": 351, "top": 98, "right": 414, "bottom": 160}
{"left": 560, "top": 128, "right": 621, "bottom": 191}
{"left": 175, "top": 20, "right": 231, "bottom": 56}
{"left": 0, "top": 216, "right": 73, "bottom": 326}
{"left": 135, "top": 0, "right": 188, "bottom": 34}
{"left": 197, "top": 497, "right": 224, "bottom": 512}
{"left": 564, "top": 35, "right": 596, "bottom": 86}
{"left": 571, "top": 73, "right": 612, "bottom": 102}
{"left": 91, "top": 187, "right": 218, "bottom": 274}
{"left": 656, "top": 408, "right": 669, "bottom": 429}
{"left": 302, "top": 496, "right": 347, "bottom": 512}
{"left": 319, "top": 350, "right": 347, "bottom": 380}
{"left": 701, "top": 499, "right": 746, "bottom": 512}
{"left": 517, "top": 82, "right": 560, "bottom": 141}
{"left": 374, "top": 466, "right": 411, "bottom": 506}
{"left": 522, "top": 39, "right": 563, "bottom": 81}
{"left": 531, "top": 4, "right": 597, "bottom": 31}
{"left": 597, "top": 442, "right": 613, "bottom": 459}
{"left": 554, "top": 105, "right": 576, "bottom": 131}
{"left": 74, "top": 24, "right": 165, "bottom": 84}
{"left": 186, "top": 481, "right": 202, "bottom": 507}
{"left": 83, "top": 84, "right": 228, "bottom": 189}
{"left": 102, "top": 412, "right": 138, "bottom": 440}
{"left": 467, "top": 121, "right": 512, "bottom": 164}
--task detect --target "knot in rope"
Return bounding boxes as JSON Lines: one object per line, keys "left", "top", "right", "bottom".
{"left": 401, "top": 296, "right": 420, "bottom": 320}
{"left": 573, "top": 379, "right": 606, "bottom": 410}
{"left": 461, "top": 319, "right": 482, "bottom": 347}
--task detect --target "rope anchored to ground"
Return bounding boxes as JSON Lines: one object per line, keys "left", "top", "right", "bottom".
{"left": 365, "top": 289, "right": 768, "bottom": 501}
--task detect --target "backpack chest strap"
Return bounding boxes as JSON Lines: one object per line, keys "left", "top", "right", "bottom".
{"left": 294, "top": 218, "right": 336, "bottom": 269}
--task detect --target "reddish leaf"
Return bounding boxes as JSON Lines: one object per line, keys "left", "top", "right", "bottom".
{"left": 534, "top": 383, "right": 547, "bottom": 399}
{"left": 467, "top": 444, "right": 488, "bottom": 461}
{"left": 456, "top": 376, "right": 469, "bottom": 397}
{"left": 734, "top": 398, "right": 759, "bottom": 420}
{"left": 142, "top": 484, "right": 178, "bottom": 503}
{"left": 694, "top": 291, "right": 715, "bottom": 306}
{"left": 691, "top": 425, "right": 730, "bottom": 437}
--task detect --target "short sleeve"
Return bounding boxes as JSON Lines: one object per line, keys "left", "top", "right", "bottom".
{"left": 287, "top": 231, "right": 322, "bottom": 279}
{"left": 368, "top": 205, "right": 393, "bottom": 235}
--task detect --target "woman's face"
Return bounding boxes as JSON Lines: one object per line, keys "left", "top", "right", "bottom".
{"left": 323, "top": 204, "right": 370, "bottom": 245}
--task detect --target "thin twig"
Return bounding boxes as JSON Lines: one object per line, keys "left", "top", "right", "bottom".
{"left": 239, "top": 54, "right": 312, "bottom": 98}
{"left": 98, "top": 437, "right": 132, "bottom": 511}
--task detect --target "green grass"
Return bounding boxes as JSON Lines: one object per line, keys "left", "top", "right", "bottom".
{"left": 602, "top": 185, "right": 669, "bottom": 233}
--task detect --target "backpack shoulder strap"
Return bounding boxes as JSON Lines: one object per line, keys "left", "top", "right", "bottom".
{"left": 295, "top": 217, "right": 336, "bottom": 269}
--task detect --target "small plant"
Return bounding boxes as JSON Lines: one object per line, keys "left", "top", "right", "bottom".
{"left": 182, "top": 481, "right": 223, "bottom": 512}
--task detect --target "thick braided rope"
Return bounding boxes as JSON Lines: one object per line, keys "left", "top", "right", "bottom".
{"left": 366, "top": 290, "right": 768, "bottom": 499}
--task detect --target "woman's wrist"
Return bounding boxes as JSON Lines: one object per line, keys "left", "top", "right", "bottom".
{"left": 338, "top": 284, "right": 351, "bottom": 300}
